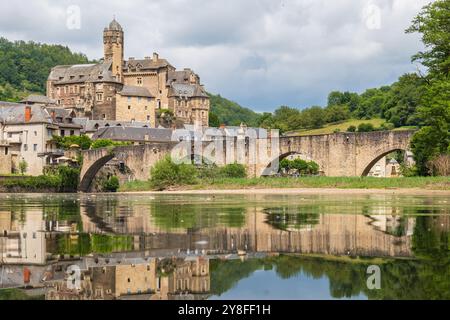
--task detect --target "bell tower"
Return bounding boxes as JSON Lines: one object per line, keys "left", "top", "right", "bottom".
{"left": 103, "top": 18, "right": 124, "bottom": 82}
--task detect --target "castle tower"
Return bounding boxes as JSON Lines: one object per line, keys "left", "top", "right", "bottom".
{"left": 103, "top": 18, "right": 124, "bottom": 82}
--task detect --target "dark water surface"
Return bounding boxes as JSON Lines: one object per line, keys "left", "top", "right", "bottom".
{"left": 0, "top": 193, "right": 448, "bottom": 300}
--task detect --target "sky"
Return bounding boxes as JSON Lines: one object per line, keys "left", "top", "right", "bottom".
{"left": 0, "top": 0, "right": 431, "bottom": 112}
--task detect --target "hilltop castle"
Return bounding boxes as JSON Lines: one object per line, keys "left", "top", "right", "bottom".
{"left": 46, "top": 19, "right": 210, "bottom": 127}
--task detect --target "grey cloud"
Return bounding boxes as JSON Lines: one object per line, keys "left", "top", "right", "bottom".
{"left": 0, "top": 0, "right": 431, "bottom": 111}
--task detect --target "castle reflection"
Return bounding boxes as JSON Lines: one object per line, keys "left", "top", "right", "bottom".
{"left": 0, "top": 193, "right": 448, "bottom": 300}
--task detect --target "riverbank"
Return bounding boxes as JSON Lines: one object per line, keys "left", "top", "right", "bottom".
{"left": 119, "top": 176, "right": 450, "bottom": 193}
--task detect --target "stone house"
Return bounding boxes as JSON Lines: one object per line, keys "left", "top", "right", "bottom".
{"left": 0, "top": 102, "right": 82, "bottom": 176}
{"left": 46, "top": 19, "right": 210, "bottom": 127}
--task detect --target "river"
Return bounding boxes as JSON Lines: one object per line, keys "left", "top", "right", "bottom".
{"left": 0, "top": 192, "right": 448, "bottom": 300}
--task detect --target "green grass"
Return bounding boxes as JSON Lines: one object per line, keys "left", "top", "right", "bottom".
{"left": 120, "top": 176, "right": 450, "bottom": 192}
{"left": 287, "top": 118, "right": 386, "bottom": 136}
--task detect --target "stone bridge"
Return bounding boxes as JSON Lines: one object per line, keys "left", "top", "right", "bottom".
{"left": 79, "top": 130, "right": 415, "bottom": 192}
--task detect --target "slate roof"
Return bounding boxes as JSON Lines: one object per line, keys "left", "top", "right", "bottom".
{"left": 124, "top": 58, "right": 172, "bottom": 71}
{"left": 92, "top": 126, "right": 173, "bottom": 143}
{"left": 167, "top": 70, "right": 198, "bottom": 85}
{"left": 118, "top": 85, "right": 154, "bottom": 98}
{"left": 21, "top": 95, "right": 57, "bottom": 105}
{"left": 48, "top": 61, "right": 119, "bottom": 84}
{"left": 0, "top": 103, "right": 53, "bottom": 124}
{"left": 169, "top": 83, "right": 208, "bottom": 98}
{"left": 72, "top": 118, "right": 153, "bottom": 133}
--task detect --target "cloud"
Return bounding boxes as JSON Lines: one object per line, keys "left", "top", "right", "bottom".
{"left": 0, "top": 0, "right": 431, "bottom": 111}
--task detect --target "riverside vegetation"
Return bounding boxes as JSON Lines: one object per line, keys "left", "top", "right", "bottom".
{"left": 119, "top": 157, "right": 450, "bottom": 192}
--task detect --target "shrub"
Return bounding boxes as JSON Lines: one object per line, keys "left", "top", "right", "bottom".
{"left": 53, "top": 135, "right": 92, "bottom": 150}
{"left": 150, "top": 157, "right": 198, "bottom": 190}
{"left": 219, "top": 163, "right": 247, "bottom": 178}
{"left": 57, "top": 166, "right": 80, "bottom": 192}
{"left": 427, "top": 154, "right": 450, "bottom": 176}
{"left": 19, "top": 160, "right": 28, "bottom": 175}
{"left": 347, "top": 125, "right": 357, "bottom": 132}
{"left": 280, "top": 158, "right": 320, "bottom": 176}
{"left": 380, "top": 122, "right": 395, "bottom": 131}
{"left": 3, "top": 175, "right": 61, "bottom": 191}
{"left": 357, "top": 123, "right": 375, "bottom": 132}
{"left": 102, "top": 176, "right": 120, "bottom": 192}
{"left": 91, "top": 139, "right": 130, "bottom": 150}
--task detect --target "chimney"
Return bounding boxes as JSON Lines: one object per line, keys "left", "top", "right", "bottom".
{"left": 144, "top": 56, "right": 151, "bottom": 60}
{"left": 153, "top": 52, "right": 159, "bottom": 61}
{"left": 129, "top": 57, "right": 135, "bottom": 61}
{"left": 25, "top": 106, "right": 32, "bottom": 123}
{"left": 51, "top": 111, "right": 56, "bottom": 121}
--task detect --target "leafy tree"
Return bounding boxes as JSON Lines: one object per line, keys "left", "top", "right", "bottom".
{"left": 410, "top": 79, "right": 450, "bottom": 175}
{"left": 324, "top": 104, "right": 351, "bottom": 123}
{"left": 382, "top": 74, "right": 425, "bottom": 127}
{"left": 327, "top": 91, "right": 360, "bottom": 112}
{"left": 209, "top": 112, "right": 221, "bottom": 127}
{"left": 353, "top": 87, "right": 390, "bottom": 119}
{"left": 406, "top": 0, "right": 450, "bottom": 78}
{"left": 299, "top": 106, "right": 326, "bottom": 129}
{"left": 406, "top": 1, "right": 450, "bottom": 175}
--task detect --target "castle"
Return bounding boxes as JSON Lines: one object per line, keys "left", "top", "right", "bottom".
{"left": 46, "top": 19, "right": 210, "bottom": 127}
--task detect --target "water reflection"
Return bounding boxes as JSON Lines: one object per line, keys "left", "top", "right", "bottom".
{"left": 0, "top": 193, "right": 448, "bottom": 300}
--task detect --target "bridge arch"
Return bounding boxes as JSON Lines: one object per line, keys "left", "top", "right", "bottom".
{"left": 261, "top": 151, "right": 325, "bottom": 176}
{"left": 79, "top": 153, "right": 115, "bottom": 192}
{"left": 360, "top": 148, "right": 408, "bottom": 177}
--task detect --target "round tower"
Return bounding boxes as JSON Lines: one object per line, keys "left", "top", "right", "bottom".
{"left": 103, "top": 18, "right": 124, "bottom": 82}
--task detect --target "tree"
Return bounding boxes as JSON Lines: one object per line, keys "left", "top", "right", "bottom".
{"left": 209, "top": 112, "right": 221, "bottom": 127}
{"left": 410, "top": 79, "right": 450, "bottom": 175}
{"left": 406, "top": 0, "right": 450, "bottom": 175}
{"left": 382, "top": 73, "right": 425, "bottom": 127}
{"left": 406, "top": 0, "right": 450, "bottom": 78}
{"left": 347, "top": 125, "right": 357, "bottom": 132}
{"left": 19, "top": 159, "right": 28, "bottom": 175}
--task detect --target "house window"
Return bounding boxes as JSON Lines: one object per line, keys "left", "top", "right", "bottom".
{"left": 34, "top": 131, "right": 37, "bottom": 136}
{"left": 102, "top": 114, "right": 107, "bottom": 120}
{"left": 33, "top": 144, "right": 37, "bottom": 152}
{"left": 4, "top": 147, "right": 8, "bottom": 155}
{"left": 23, "top": 144, "right": 28, "bottom": 151}
{"left": 145, "top": 106, "right": 148, "bottom": 111}
{"left": 47, "top": 129, "right": 53, "bottom": 137}
{"left": 70, "top": 130, "right": 75, "bottom": 136}
{"left": 128, "top": 97, "right": 131, "bottom": 102}
{"left": 128, "top": 106, "right": 131, "bottom": 110}
{"left": 7, "top": 133, "right": 12, "bottom": 138}
{"left": 97, "top": 93, "right": 103, "bottom": 101}
{"left": 137, "top": 78, "right": 143, "bottom": 85}
{"left": 60, "top": 130, "right": 65, "bottom": 137}
{"left": 147, "top": 115, "right": 150, "bottom": 121}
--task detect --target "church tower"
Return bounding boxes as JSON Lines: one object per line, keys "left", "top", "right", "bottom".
{"left": 103, "top": 18, "right": 124, "bottom": 82}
